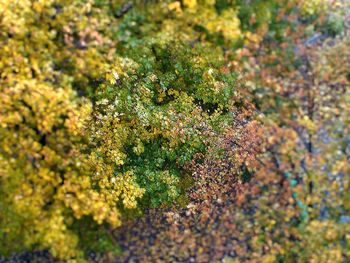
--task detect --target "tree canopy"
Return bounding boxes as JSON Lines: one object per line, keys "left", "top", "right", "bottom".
{"left": 0, "top": 0, "right": 349, "bottom": 261}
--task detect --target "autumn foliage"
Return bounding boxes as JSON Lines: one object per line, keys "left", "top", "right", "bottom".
{"left": 0, "top": 0, "right": 349, "bottom": 261}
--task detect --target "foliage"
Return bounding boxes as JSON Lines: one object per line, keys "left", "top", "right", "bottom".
{"left": 0, "top": 0, "right": 234, "bottom": 259}
{"left": 91, "top": 40, "right": 235, "bottom": 208}
{"left": 0, "top": 0, "right": 348, "bottom": 261}
{"left": 111, "top": 33, "right": 350, "bottom": 262}
{"left": 0, "top": 0, "right": 138, "bottom": 259}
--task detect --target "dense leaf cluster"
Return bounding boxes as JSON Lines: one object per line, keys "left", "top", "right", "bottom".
{"left": 0, "top": 0, "right": 348, "bottom": 261}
